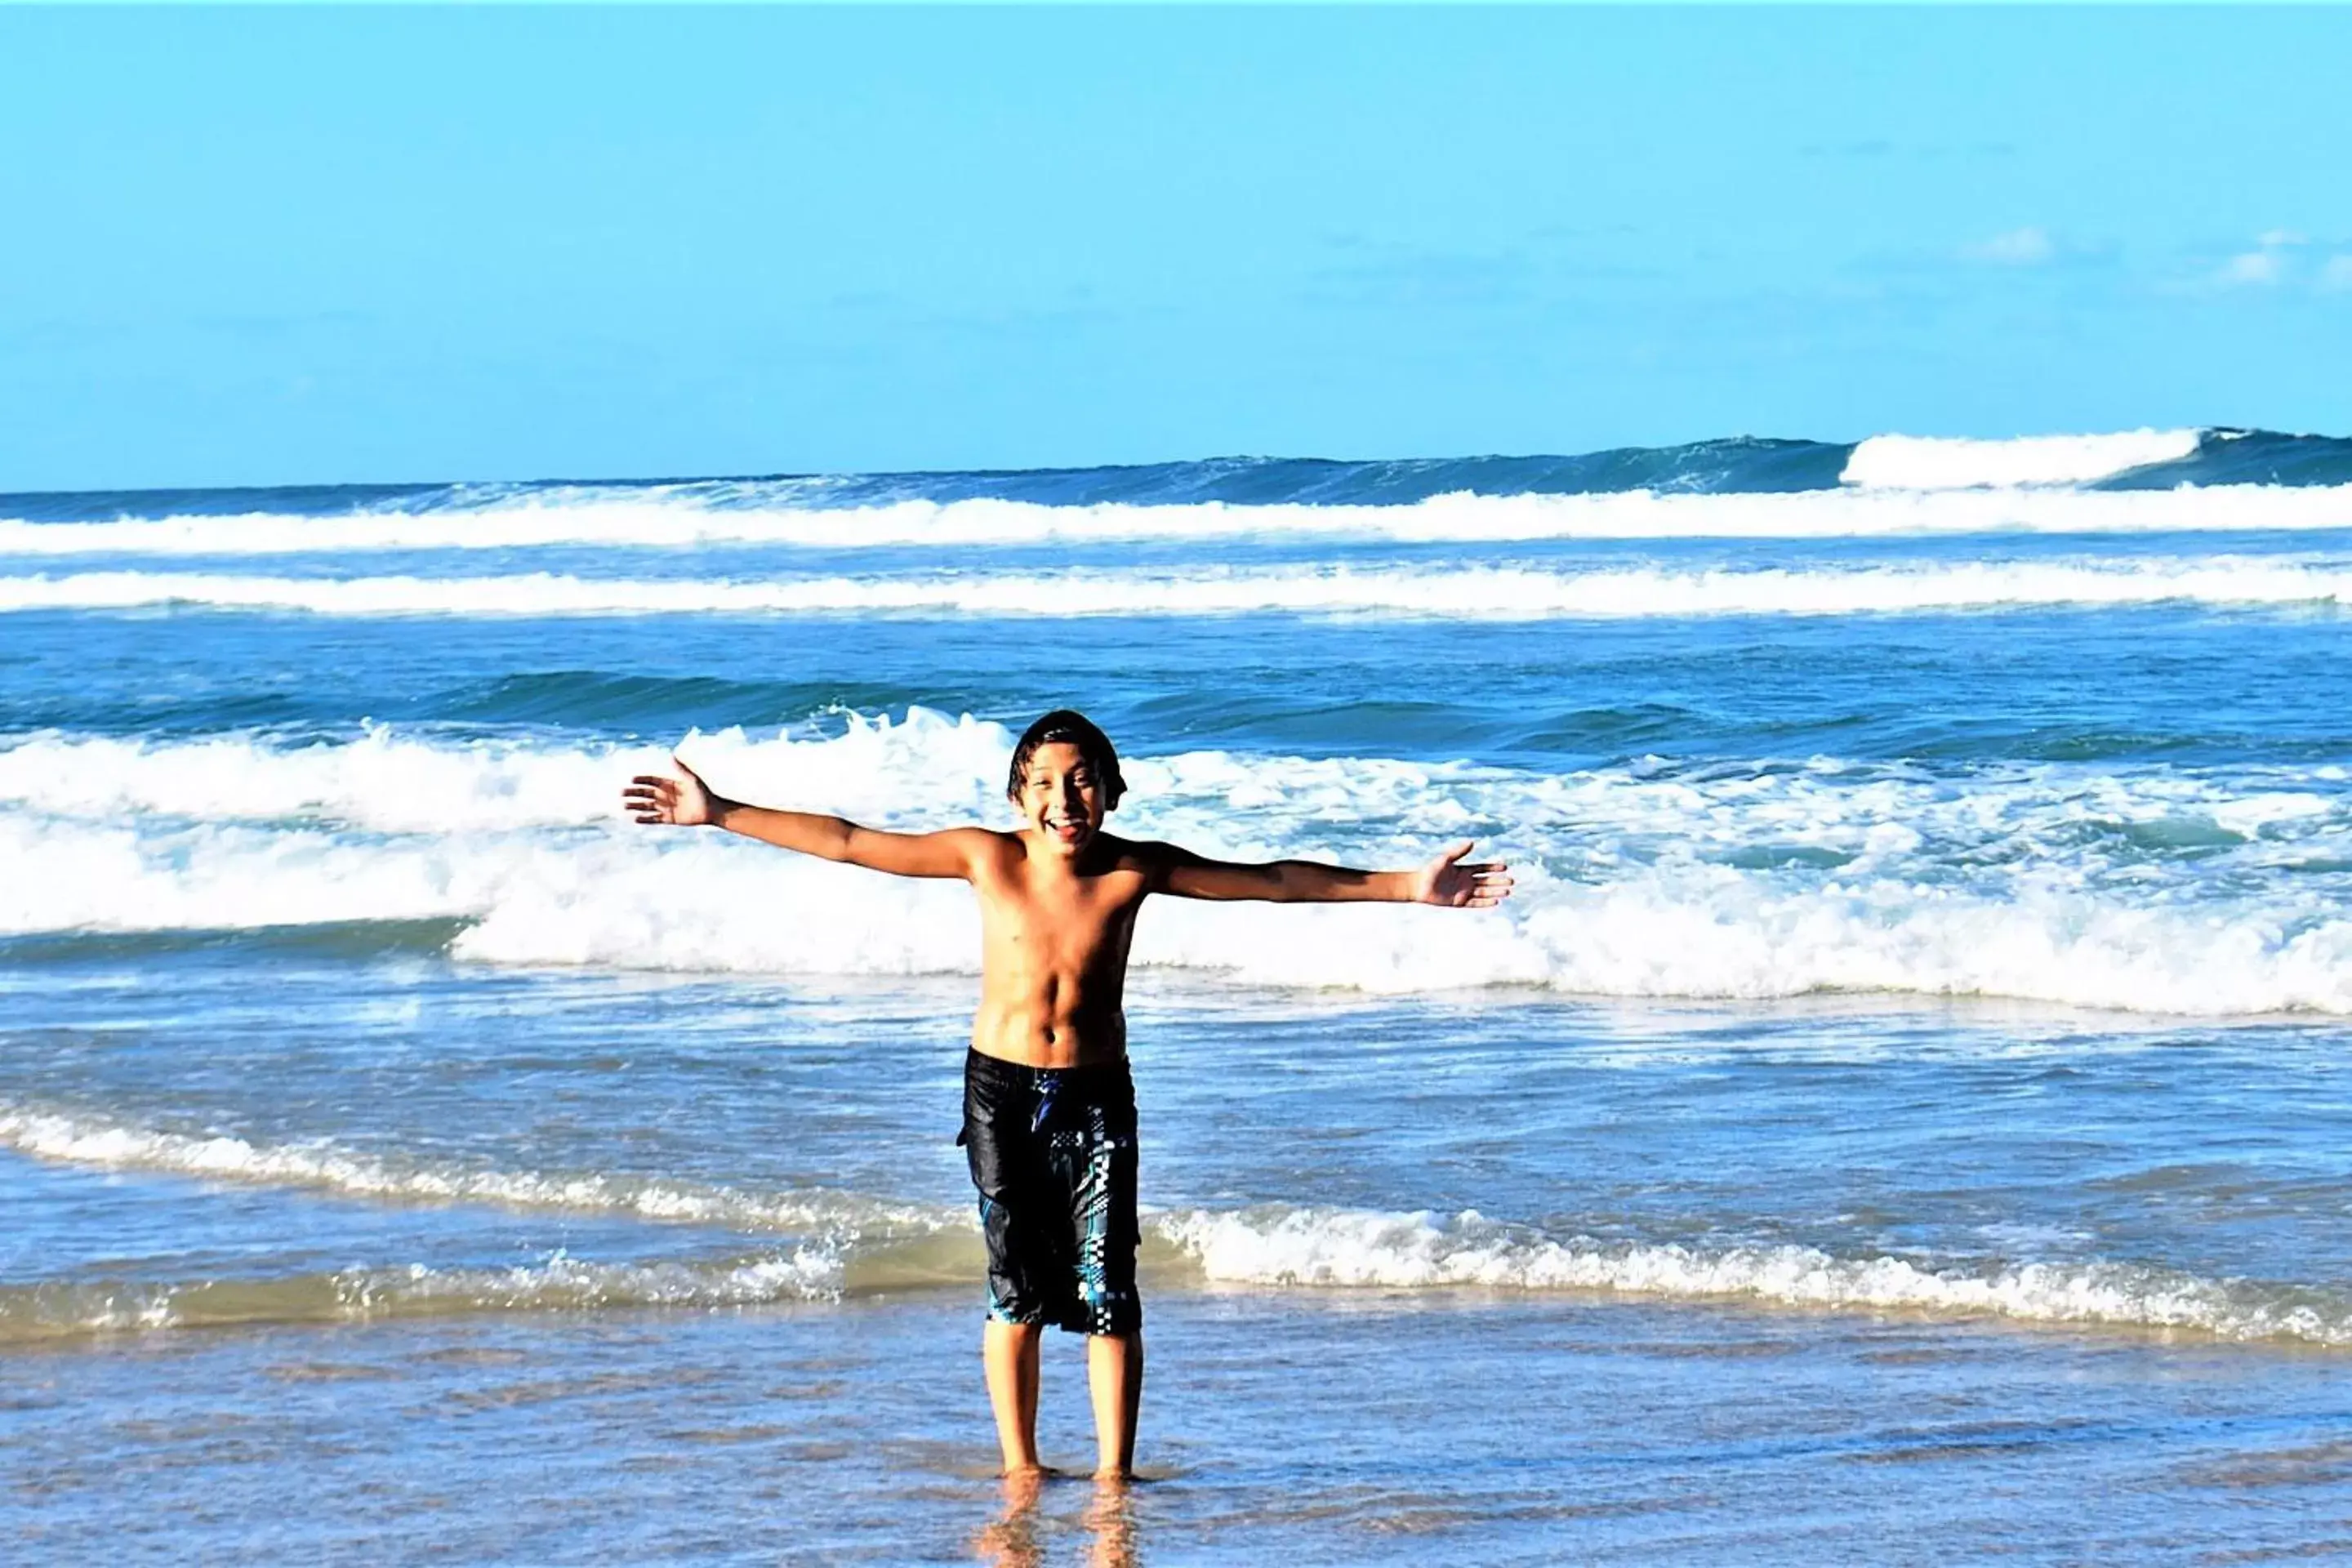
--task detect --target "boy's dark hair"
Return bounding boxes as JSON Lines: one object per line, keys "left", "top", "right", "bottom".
{"left": 1007, "top": 710, "right": 1126, "bottom": 808}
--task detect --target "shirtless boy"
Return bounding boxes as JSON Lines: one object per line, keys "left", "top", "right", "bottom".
{"left": 623, "top": 710, "right": 1512, "bottom": 1481}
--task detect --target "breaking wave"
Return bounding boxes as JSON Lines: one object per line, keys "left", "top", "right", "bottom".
{"left": 12, "top": 557, "right": 2352, "bottom": 620}
{"left": 1838, "top": 429, "right": 2202, "bottom": 489}
{"left": 1163, "top": 1205, "right": 2352, "bottom": 1347}
{"left": 6, "top": 484, "right": 2352, "bottom": 559}
{"left": 4, "top": 710, "right": 2351, "bottom": 1013}
{"left": 9, "top": 425, "right": 2352, "bottom": 543}
{"left": 7, "top": 1102, "right": 2349, "bottom": 1348}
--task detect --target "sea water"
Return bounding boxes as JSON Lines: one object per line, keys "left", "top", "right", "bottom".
{"left": 8, "top": 428, "right": 2352, "bottom": 1561}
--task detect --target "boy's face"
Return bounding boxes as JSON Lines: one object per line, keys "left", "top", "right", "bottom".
{"left": 1013, "top": 741, "right": 1109, "bottom": 857}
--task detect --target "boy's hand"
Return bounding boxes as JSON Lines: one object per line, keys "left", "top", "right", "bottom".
{"left": 625, "top": 757, "right": 718, "bottom": 826}
{"left": 1413, "top": 840, "right": 1513, "bottom": 908}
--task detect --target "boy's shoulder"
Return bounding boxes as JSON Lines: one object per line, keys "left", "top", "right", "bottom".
{"left": 962, "top": 825, "right": 1025, "bottom": 858}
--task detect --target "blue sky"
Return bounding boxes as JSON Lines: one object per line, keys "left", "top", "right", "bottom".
{"left": 4, "top": 6, "right": 2350, "bottom": 490}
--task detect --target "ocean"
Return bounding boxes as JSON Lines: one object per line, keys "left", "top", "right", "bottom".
{"left": 9, "top": 425, "right": 2352, "bottom": 1562}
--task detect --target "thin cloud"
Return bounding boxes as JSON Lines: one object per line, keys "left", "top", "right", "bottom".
{"left": 2321, "top": 255, "right": 2352, "bottom": 294}
{"left": 2209, "top": 230, "right": 2309, "bottom": 289}
{"left": 2217, "top": 249, "right": 2283, "bottom": 287}
{"left": 1960, "top": 226, "right": 2054, "bottom": 266}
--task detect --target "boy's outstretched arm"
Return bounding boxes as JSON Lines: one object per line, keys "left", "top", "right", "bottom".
{"left": 624, "top": 757, "right": 986, "bottom": 879}
{"left": 1147, "top": 840, "right": 1512, "bottom": 907}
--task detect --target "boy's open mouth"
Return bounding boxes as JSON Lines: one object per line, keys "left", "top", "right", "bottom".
{"left": 1044, "top": 816, "right": 1089, "bottom": 841}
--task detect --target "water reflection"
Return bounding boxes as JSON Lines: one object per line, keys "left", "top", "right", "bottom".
{"left": 973, "top": 1470, "right": 1045, "bottom": 1568}
{"left": 1085, "top": 1479, "right": 1138, "bottom": 1568}
{"left": 972, "top": 1472, "right": 1138, "bottom": 1568}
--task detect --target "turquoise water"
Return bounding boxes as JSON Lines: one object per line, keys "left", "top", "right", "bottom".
{"left": 7, "top": 432, "right": 2352, "bottom": 1560}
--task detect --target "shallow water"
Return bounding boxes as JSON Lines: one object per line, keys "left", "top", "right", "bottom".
{"left": 17, "top": 1293, "right": 2352, "bottom": 1565}
{"left": 7, "top": 443, "right": 2352, "bottom": 1559}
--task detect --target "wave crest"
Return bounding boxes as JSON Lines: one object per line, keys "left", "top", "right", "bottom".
{"left": 12, "top": 428, "right": 2352, "bottom": 547}
{"left": 1839, "top": 430, "right": 2203, "bottom": 489}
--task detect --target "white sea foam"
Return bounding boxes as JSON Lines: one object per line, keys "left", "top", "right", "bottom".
{"left": 3, "top": 1101, "right": 2345, "bottom": 1345}
{"left": 0, "top": 728, "right": 650, "bottom": 834}
{"left": 0, "top": 711, "right": 1013, "bottom": 834}
{"left": 1840, "top": 430, "right": 2203, "bottom": 489}
{"left": 6, "top": 712, "right": 2351, "bottom": 1013}
{"left": 4, "top": 479, "right": 2349, "bottom": 559}
{"left": 0, "top": 1100, "right": 950, "bottom": 1237}
{"left": 0, "top": 1100, "right": 954, "bottom": 1340}
{"left": 11, "top": 557, "right": 2352, "bottom": 620}
{"left": 429, "top": 848, "right": 2352, "bottom": 1014}
{"left": 0, "top": 1251, "right": 850, "bottom": 1342}
{"left": 1157, "top": 1205, "right": 2352, "bottom": 1345}
{"left": 10, "top": 707, "right": 2346, "bottom": 848}
{"left": 18, "top": 1226, "right": 2332, "bottom": 1344}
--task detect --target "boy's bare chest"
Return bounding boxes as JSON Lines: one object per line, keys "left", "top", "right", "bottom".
{"left": 977, "top": 872, "right": 1146, "bottom": 956}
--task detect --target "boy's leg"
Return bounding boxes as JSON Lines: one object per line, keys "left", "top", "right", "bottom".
{"left": 964, "top": 1052, "right": 1055, "bottom": 1476}
{"left": 983, "top": 1319, "right": 1045, "bottom": 1474}
{"left": 1086, "top": 1329, "right": 1143, "bottom": 1480}
{"left": 1061, "top": 1064, "right": 1145, "bottom": 1481}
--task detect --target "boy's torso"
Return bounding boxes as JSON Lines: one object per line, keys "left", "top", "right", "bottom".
{"left": 967, "top": 831, "right": 1158, "bottom": 1070}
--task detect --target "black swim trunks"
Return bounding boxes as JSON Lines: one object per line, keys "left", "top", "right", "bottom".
{"left": 959, "top": 1049, "right": 1143, "bottom": 1337}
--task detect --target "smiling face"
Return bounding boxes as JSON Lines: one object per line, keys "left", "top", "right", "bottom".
{"left": 1013, "top": 740, "right": 1111, "bottom": 858}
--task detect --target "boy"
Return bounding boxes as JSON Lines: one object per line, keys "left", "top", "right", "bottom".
{"left": 624, "top": 710, "right": 1512, "bottom": 1481}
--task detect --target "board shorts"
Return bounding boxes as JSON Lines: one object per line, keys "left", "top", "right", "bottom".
{"left": 958, "top": 1049, "right": 1143, "bottom": 1337}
